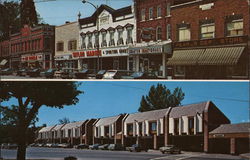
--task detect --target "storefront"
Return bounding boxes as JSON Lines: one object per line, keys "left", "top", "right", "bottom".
{"left": 21, "top": 52, "right": 53, "bottom": 69}
{"left": 128, "top": 42, "right": 172, "bottom": 78}
{"left": 167, "top": 36, "right": 249, "bottom": 79}
{"left": 55, "top": 54, "right": 78, "bottom": 72}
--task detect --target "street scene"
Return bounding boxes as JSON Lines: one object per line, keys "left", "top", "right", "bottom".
{"left": 0, "top": 0, "right": 249, "bottom": 80}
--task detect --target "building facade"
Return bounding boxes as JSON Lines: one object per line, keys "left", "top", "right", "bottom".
{"left": 0, "top": 40, "right": 10, "bottom": 68}
{"left": 54, "top": 21, "right": 80, "bottom": 72}
{"left": 78, "top": 5, "right": 136, "bottom": 71}
{"left": 129, "top": 0, "right": 173, "bottom": 78}
{"left": 37, "top": 125, "right": 56, "bottom": 143}
{"left": 167, "top": 0, "right": 250, "bottom": 79}
{"left": 9, "top": 24, "right": 55, "bottom": 69}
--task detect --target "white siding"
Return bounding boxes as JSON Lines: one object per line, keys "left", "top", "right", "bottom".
{"left": 100, "top": 126, "right": 104, "bottom": 137}
{"left": 160, "top": 118, "right": 164, "bottom": 134}
{"left": 197, "top": 113, "right": 203, "bottom": 133}
{"left": 169, "top": 118, "right": 174, "bottom": 134}
{"left": 183, "top": 116, "right": 189, "bottom": 134}
{"left": 124, "top": 123, "right": 127, "bottom": 136}
{"left": 145, "top": 120, "right": 149, "bottom": 135}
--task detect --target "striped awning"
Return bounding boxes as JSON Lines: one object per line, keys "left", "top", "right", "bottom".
{"left": 167, "top": 47, "right": 245, "bottom": 66}
{"left": 198, "top": 47, "right": 245, "bottom": 65}
{"left": 167, "top": 49, "right": 205, "bottom": 65}
{"left": 0, "top": 59, "right": 7, "bottom": 66}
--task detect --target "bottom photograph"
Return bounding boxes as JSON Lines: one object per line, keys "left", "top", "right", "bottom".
{"left": 0, "top": 81, "right": 249, "bottom": 160}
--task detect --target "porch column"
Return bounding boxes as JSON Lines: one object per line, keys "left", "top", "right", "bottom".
{"left": 164, "top": 116, "right": 169, "bottom": 146}
{"left": 230, "top": 138, "right": 236, "bottom": 155}
{"left": 153, "top": 134, "right": 157, "bottom": 149}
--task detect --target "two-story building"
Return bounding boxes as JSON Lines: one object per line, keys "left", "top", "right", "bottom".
{"left": 51, "top": 124, "right": 65, "bottom": 144}
{"left": 37, "top": 125, "right": 56, "bottom": 144}
{"left": 9, "top": 24, "right": 55, "bottom": 69}
{"left": 54, "top": 21, "right": 80, "bottom": 72}
{"left": 167, "top": 0, "right": 249, "bottom": 79}
{"left": 93, "top": 114, "right": 126, "bottom": 145}
{"left": 78, "top": 5, "right": 136, "bottom": 71}
{"left": 128, "top": 0, "right": 172, "bottom": 78}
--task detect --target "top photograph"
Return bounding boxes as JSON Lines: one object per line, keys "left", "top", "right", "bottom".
{"left": 0, "top": 0, "right": 249, "bottom": 80}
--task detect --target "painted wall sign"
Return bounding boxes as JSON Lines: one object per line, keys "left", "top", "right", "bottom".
{"left": 129, "top": 46, "right": 162, "bottom": 54}
{"left": 174, "top": 36, "right": 248, "bottom": 48}
{"left": 102, "top": 48, "right": 128, "bottom": 56}
{"left": 72, "top": 52, "right": 85, "bottom": 58}
{"left": 86, "top": 50, "right": 102, "bottom": 57}
{"left": 21, "top": 54, "right": 43, "bottom": 62}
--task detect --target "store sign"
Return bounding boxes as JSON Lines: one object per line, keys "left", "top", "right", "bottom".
{"left": 72, "top": 52, "right": 85, "bottom": 58}
{"left": 21, "top": 54, "right": 43, "bottom": 62}
{"left": 174, "top": 36, "right": 248, "bottom": 48}
{"left": 102, "top": 48, "right": 128, "bottom": 56}
{"left": 129, "top": 46, "right": 162, "bottom": 54}
{"left": 86, "top": 50, "right": 102, "bottom": 57}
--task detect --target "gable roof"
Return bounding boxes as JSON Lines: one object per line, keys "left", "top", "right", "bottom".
{"left": 95, "top": 115, "right": 121, "bottom": 127}
{"left": 125, "top": 108, "right": 170, "bottom": 124}
{"left": 210, "top": 123, "right": 250, "bottom": 134}
{"left": 79, "top": 5, "right": 132, "bottom": 26}
{"left": 61, "top": 120, "right": 86, "bottom": 130}
{"left": 51, "top": 124, "right": 65, "bottom": 131}
{"left": 39, "top": 125, "right": 56, "bottom": 133}
{"left": 169, "top": 101, "right": 208, "bottom": 118}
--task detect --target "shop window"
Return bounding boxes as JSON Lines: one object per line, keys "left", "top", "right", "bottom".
{"left": 126, "top": 28, "right": 133, "bottom": 44}
{"left": 226, "top": 19, "right": 243, "bottom": 37}
{"left": 149, "top": 121, "right": 157, "bottom": 134}
{"left": 166, "top": 3, "right": 170, "bottom": 16}
{"left": 178, "top": 27, "right": 191, "bottom": 41}
{"left": 188, "top": 117, "right": 194, "bottom": 135}
{"left": 175, "top": 66, "right": 185, "bottom": 76}
{"left": 101, "top": 32, "right": 107, "bottom": 47}
{"left": 57, "top": 42, "right": 64, "bottom": 51}
{"left": 157, "top": 6, "right": 162, "bottom": 18}
{"left": 200, "top": 23, "right": 215, "bottom": 39}
{"left": 156, "top": 27, "right": 162, "bottom": 40}
{"left": 68, "top": 40, "right": 77, "bottom": 51}
{"left": 166, "top": 24, "right": 171, "bottom": 39}
{"left": 141, "top": 9, "right": 145, "bottom": 21}
{"left": 174, "top": 118, "right": 179, "bottom": 135}
{"left": 149, "top": 7, "right": 153, "bottom": 20}
{"left": 127, "top": 124, "right": 133, "bottom": 136}
{"left": 109, "top": 31, "right": 115, "bottom": 46}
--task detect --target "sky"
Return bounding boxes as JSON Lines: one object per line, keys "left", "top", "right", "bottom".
{"left": 24, "top": 81, "right": 250, "bottom": 126}
{"left": 34, "top": 0, "right": 133, "bottom": 26}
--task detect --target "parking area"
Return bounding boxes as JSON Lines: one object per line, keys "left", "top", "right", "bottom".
{"left": 1, "top": 147, "right": 246, "bottom": 160}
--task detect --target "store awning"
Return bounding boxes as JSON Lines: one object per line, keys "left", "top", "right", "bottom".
{"left": 0, "top": 59, "right": 8, "bottom": 66}
{"left": 167, "top": 49, "right": 205, "bottom": 65}
{"left": 198, "top": 47, "right": 245, "bottom": 65}
{"left": 167, "top": 47, "right": 245, "bottom": 66}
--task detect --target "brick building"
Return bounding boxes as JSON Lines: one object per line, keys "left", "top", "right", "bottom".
{"left": 167, "top": 0, "right": 250, "bottom": 79}
{"left": 0, "top": 40, "right": 10, "bottom": 68}
{"left": 9, "top": 24, "right": 55, "bottom": 69}
{"left": 128, "top": 0, "right": 172, "bottom": 78}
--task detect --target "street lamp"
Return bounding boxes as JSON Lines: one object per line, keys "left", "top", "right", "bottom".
{"left": 82, "top": 0, "right": 100, "bottom": 71}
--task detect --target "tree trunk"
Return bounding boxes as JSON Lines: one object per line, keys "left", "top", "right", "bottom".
{"left": 16, "top": 126, "right": 27, "bottom": 160}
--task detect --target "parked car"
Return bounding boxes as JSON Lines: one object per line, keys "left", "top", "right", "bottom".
{"left": 108, "top": 144, "right": 124, "bottom": 151}
{"left": 0, "top": 68, "right": 13, "bottom": 75}
{"left": 27, "top": 68, "right": 41, "bottom": 77}
{"left": 95, "top": 70, "right": 106, "bottom": 79}
{"left": 74, "top": 144, "right": 89, "bottom": 149}
{"left": 17, "top": 68, "right": 28, "bottom": 76}
{"left": 89, "top": 144, "right": 100, "bottom": 150}
{"left": 40, "top": 68, "right": 56, "bottom": 78}
{"left": 51, "top": 143, "right": 60, "bottom": 148}
{"left": 45, "top": 143, "right": 53, "bottom": 147}
{"left": 103, "top": 70, "right": 132, "bottom": 79}
{"left": 74, "top": 69, "right": 91, "bottom": 79}
{"left": 122, "top": 71, "right": 158, "bottom": 79}
{"left": 159, "top": 145, "right": 181, "bottom": 154}
{"left": 126, "top": 144, "right": 148, "bottom": 152}
{"left": 98, "top": 144, "right": 110, "bottom": 150}
{"left": 58, "top": 143, "right": 71, "bottom": 148}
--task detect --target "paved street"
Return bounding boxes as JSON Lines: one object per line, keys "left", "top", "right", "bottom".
{"left": 1, "top": 147, "right": 246, "bottom": 160}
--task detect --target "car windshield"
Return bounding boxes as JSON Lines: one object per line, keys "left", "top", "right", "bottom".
{"left": 131, "top": 72, "right": 143, "bottom": 77}
{"left": 97, "top": 70, "right": 106, "bottom": 74}
{"left": 103, "top": 71, "right": 116, "bottom": 79}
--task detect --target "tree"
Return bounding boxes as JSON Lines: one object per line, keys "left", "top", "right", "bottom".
{"left": 0, "top": 82, "right": 83, "bottom": 160}
{"left": 138, "top": 84, "right": 185, "bottom": 112}
{"left": 58, "top": 117, "right": 70, "bottom": 124}
{"left": 20, "top": 0, "right": 38, "bottom": 26}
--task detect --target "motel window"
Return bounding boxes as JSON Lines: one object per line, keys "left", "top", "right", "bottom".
{"left": 156, "top": 27, "right": 162, "bottom": 40}
{"left": 188, "top": 117, "right": 194, "bottom": 135}
{"left": 68, "top": 129, "right": 71, "bottom": 137}
{"left": 127, "top": 124, "right": 133, "bottom": 136}
{"left": 57, "top": 42, "right": 64, "bottom": 51}
{"left": 166, "top": 3, "right": 170, "bottom": 16}
{"left": 150, "top": 122, "right": 157, "bottom": 134}
{"left": 104, "top": 126, "right": 109, "bottom": 137}
{"left": 101, "top": 32, "right": 107, "bottom": 47}
{"left": 109, "top": 31, "right": 115, "bottom": 46}
{"left": 157, "top": 6, "right": 162, "bottom": 18}
{"left": 226, "top": 19, "right": 243, "bottom": 37}
{"left": 149, "top": 7, "right": 153, "bottom": 20}
{"left": 68, "top": 40, "right": 77, "bottom": 51}
{"left": 174, "top": 118, "right": 179, "bottom": 135}
{"left": 166, "top": 24, "right": 171, "bottom": 39}
{"left": 141, "top": 9, "right": 145, "bottom": 21}
{"left": 200, "top": 23, "right": 215, "bottom": 39}
{"left": 178, "top": 27, "right": 191, "bottom": 41}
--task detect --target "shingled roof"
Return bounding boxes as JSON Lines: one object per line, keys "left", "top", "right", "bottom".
{"left": 95, "top": 115, "right": 121, "bottom": 127}
{"left": 39, "top": 125, "right": 56, "bottom": 133}
{"left": 61, "top": 120, "right": 86, "bottom": 130}
{"left": 169, "top": 101, "right": 208, "bottom": 118}
{"left": 210, "top": 123, "right": 250, "bottom": 134}
{"left": 51, "top": 124, "right": 65, "bottom": 131}
{"left": 125, "top": 108, "right": 170, "bottom": 124}
{"left": 79, "top": 5, "right": 132, "bottom": 26}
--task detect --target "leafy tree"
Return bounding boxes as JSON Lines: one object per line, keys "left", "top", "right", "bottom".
{"left": 138, "top": 84, "right": 185, "bottom": 112}
{"left": 0, "top": 82, "right": 83, "bottom": 160}
{"left": 58, "top": 117, "right": 70, "bottom": 124}
{"left": 20, "top": 0, "right": 38, "bottom": 26}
